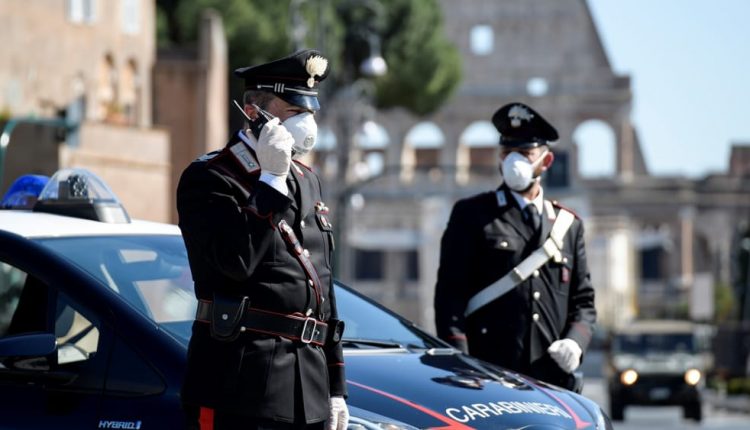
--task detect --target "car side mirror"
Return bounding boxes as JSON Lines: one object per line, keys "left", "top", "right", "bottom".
{"left": 0, "top": 333, "right": 57, "bottom": 357}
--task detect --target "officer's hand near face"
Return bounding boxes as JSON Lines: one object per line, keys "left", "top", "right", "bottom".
{"left": 327, "top": 396, "right": 349, "bottom": 430}
{"left": 256, "top": 117, "right": 294, "bottom": 178}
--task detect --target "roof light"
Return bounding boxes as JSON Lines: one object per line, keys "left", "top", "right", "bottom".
{"left": 1, "top": 174, "right": 49, "bottom": 209}
{"left": 33, "top": 168, "right": 130, "bottom": 223}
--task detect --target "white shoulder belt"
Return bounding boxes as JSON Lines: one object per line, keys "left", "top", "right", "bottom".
{"left": 464, "top": 203, "right": 575, "bottom": 317}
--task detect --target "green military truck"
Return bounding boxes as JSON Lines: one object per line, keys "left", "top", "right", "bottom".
{"left": 606, "top": 319, "right": 713, "bottom": 422}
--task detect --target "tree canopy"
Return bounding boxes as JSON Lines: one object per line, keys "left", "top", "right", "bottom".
{"left": 156, "top": 0, "right": 461, "bottom": 116}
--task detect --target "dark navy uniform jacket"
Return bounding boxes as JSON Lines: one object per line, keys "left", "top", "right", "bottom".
{"left": 177, "top": 131, "right": 345, "bottom": 423}
{"left": 434, "top": 185, "right": 596, "bottom": 389}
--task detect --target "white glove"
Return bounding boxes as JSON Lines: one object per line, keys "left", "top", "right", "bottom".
{"left": 256, "top": 117, "right": 293, "bottom": 178}
{"left": 327, "top": 396, "right": 349, "bottom": 430}
{"left": 547, "top": 338, "right": 582, "bottom": 374}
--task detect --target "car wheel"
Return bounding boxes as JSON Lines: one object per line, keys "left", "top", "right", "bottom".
{"left": 609, "top": 397, "right": 625, "bottom": 421}
{"left": 683, "top": 401, "right": 702, "bottom": 422}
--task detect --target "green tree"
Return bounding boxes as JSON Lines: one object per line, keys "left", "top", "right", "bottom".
{"left": 714, "top": 282, "right": 736, "bottom": 323}
{"left": 374, "top": 0, "right": 461, "bottom": 115}
{"left": 156, "top": 0, "right": 461, "bottom": 117}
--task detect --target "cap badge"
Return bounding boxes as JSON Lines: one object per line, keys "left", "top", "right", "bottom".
{"left": 508, "top": 105, "right": 534, "bottom": 128}
{"left": 305, "top": 55, "right": 328, "bottom": 88}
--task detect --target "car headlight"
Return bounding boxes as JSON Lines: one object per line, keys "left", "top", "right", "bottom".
{"left": 347, "top": 416, "right": 419, "bottom": 430}
{"left": 620, "top": 369, "right": 638, "bottom": 386}
{"left": 684, "top": 368, "right": 701, "bottom": 386}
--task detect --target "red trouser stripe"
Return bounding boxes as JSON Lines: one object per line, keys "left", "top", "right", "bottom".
{"left": 199, "top": 407, "right": 215, "bottom": 430}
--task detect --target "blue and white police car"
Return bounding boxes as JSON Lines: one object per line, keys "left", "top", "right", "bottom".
{"left": 0, "top": 169, "right": 612, "bottom": 429}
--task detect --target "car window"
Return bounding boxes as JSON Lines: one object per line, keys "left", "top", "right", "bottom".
{"left": 0, "top": 259, "right": 102, "bottom": 379}
{"left": 56, "top": 293, "right": 100, "bottom": 365}
{"left": 614, "top": 333, "right": 695, "bottom": 354}
{"left": 37, "top": 235, "right": 443, "bottom": 350}
{"left": 37, "top": 235, "right": 196, "bottom": 342}
{"left": 0, "top": 262, "right": 35, "bottom": 337}
{"left": 335, "top": 285, "right": 442, "bottom": 349}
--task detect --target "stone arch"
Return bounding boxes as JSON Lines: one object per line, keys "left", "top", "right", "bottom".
{"left": 573, "top": 119, "right": 617, "bottom": 178}
{"left": 96, "top": 53, "right": 117, "bottom": 121}
{"left": 119, "top": 58, "right": 139, "bottom": 126}
{"left": 456, "top": 121, "right": 498, "bottom": 184}
{"left": 401, "top": 121, "right": 445, "bottom": 182}
{"left": 353, "top": 120, "right": 390, "bottom": 180}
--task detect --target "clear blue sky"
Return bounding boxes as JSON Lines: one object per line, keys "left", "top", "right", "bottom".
{"left": 583, "top": 0, "right": 750, "bottom": 178}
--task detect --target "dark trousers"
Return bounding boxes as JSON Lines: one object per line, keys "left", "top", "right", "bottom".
{"left": 184, "top": 405, "right": 326, "bottom": 430}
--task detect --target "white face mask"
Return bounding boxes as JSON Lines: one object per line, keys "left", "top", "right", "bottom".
{"left": 500, "top": 150, "right": 548, "bottom": 191}
{"left": 283, "top": 112, "right": 318, "bottom": 160}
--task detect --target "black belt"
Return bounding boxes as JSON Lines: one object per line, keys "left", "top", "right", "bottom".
{"left": 196, "top": 300, "right": 329, "bottom": 346}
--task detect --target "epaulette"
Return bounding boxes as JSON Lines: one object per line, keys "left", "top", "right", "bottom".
{"left": 495, "top": 190, "right": 508, "bottom": 208}
{"left": 293, "top": 159, "right": 313, "bottom": 172}
{"left": 551, "top": 200, "right": 580, "bottom": 219}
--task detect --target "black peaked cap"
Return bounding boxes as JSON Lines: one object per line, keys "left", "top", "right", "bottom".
{"left": 492, "top": 102, "right": 559, "bottom": 148}
{"left": 234, "top": 49, "right": 330, "bottom": 111}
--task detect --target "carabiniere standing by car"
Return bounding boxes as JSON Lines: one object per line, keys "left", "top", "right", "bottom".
{"left": 434, "top": 102, "right": 597, "bottom": 392}
{"left": 177, "top": 49, "right": 347, "bottom": 430}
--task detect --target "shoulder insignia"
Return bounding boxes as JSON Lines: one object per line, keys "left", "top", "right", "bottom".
{"left": 551, "top": 200, "right": 580, "bottom": 219}
{"left": 229, "top": 143, "right": 260, "bottom": 174}
{"left": 292, "top": 162, "right": 305, "bottom": 176}
{"left": 496, "top": 190, "right": 507, "bottom": 207}
{"left": 293, "top": 160, "right": 313, "bottom": 172}
{"left": 543, "top": 200, "right": 556, "bottom": 221}
{"left": 197, "top": 152, "right": 219, "bottom": 162}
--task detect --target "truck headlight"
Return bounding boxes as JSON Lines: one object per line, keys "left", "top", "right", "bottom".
{"left": 684, "top": 368, "right": 701, "bottom": 386}
{"left": 620, "top": 369, "right": 638, "bottom": 386}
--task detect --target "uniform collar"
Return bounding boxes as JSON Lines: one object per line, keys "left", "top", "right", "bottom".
{"left": 509, "top": 187, "right": 544, "bottom": 213}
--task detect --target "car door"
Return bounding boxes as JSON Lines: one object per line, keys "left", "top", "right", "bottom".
{"left": 0, "top": 244, "right": 113, "bottom": 429}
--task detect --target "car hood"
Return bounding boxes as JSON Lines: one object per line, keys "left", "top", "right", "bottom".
{"left": 345, "top": 350, "right": 601, "bottom": 429}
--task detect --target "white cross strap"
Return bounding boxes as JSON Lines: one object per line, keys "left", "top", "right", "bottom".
{"left": 464, "top": 205, "right": 575, "bottom": 317}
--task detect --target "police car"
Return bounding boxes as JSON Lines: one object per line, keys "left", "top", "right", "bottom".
{"left": 0, "top": 169, "right": 612, "bottom": 429}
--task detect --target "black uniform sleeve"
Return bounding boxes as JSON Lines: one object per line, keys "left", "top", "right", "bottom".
{"left": 562, "top": 220, "right": 597, "bottom": 351}
{"left": 434, "top": 201, "right": 474, "bottom": 352}
{"left": 177, "top": 163, "right": 293, "bottom": 282}
{"left": 324, "top": 282, "right": 347, "bottom": 398}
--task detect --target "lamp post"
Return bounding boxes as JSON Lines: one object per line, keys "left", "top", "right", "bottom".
{"left": 330, "top": 0, "right": 387, "bottom": 280}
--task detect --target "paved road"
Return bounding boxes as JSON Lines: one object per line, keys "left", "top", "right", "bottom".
{"left": 581, "top": 378, "right": 750, "bottom": 430}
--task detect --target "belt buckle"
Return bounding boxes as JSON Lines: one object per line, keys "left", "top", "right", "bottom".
{"left": 510, "top": 267, "right": 525, "bottom": 283}
{"left": 300, "top": 317, "right": 317, "bottom": 344}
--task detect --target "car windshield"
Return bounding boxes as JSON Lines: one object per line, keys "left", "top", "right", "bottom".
{"left": 36, "top": 235, "right": 440, "bottom": 350}
{"left": 614, "top": 333, "right": 695, "bottom": 354}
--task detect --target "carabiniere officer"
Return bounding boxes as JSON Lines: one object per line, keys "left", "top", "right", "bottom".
{"left": 434, "top": 102, "right": 597, "bottom": 392}
{"left": 177, "top": 49, "right": 348, "bottom": 430}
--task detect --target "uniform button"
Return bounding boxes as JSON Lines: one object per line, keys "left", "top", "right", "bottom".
{"left": 533, "top": 270, "right": 540, "bottom": 278}
{"left": 562, "top": 257, "right": 568, "bottom": 264}
{"left": 481, "top": 328, "right": 488, "bottom": 334}
{"left": 533, "top": 291, "right": 541, "bottom": 300}
{"left": 300, "top": 220, "right": 306, "bottom": 228}
{"left": 303, "top": 249, "right": 310, "bottom": 258}
{"left": 221, "top": 313, "right": 229, "bottom": 321}
{"left": 451, "top": 315, "right": 458, "bottom": 321}
{"left": 532, "top": 313, "right": 539, "bottom": 321}
{"left": 500, "top": 241, "right": 509, "bottom": 248}
{"left": 308, "top": 279, "right": 314, "bottom": 286}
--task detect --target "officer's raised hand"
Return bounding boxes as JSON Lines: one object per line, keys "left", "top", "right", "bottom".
{"left": 327, "top": 396, "right": 349, "bottom": 430}
{"left": 256, "top": 117, "right": 294, "bottom": 178}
